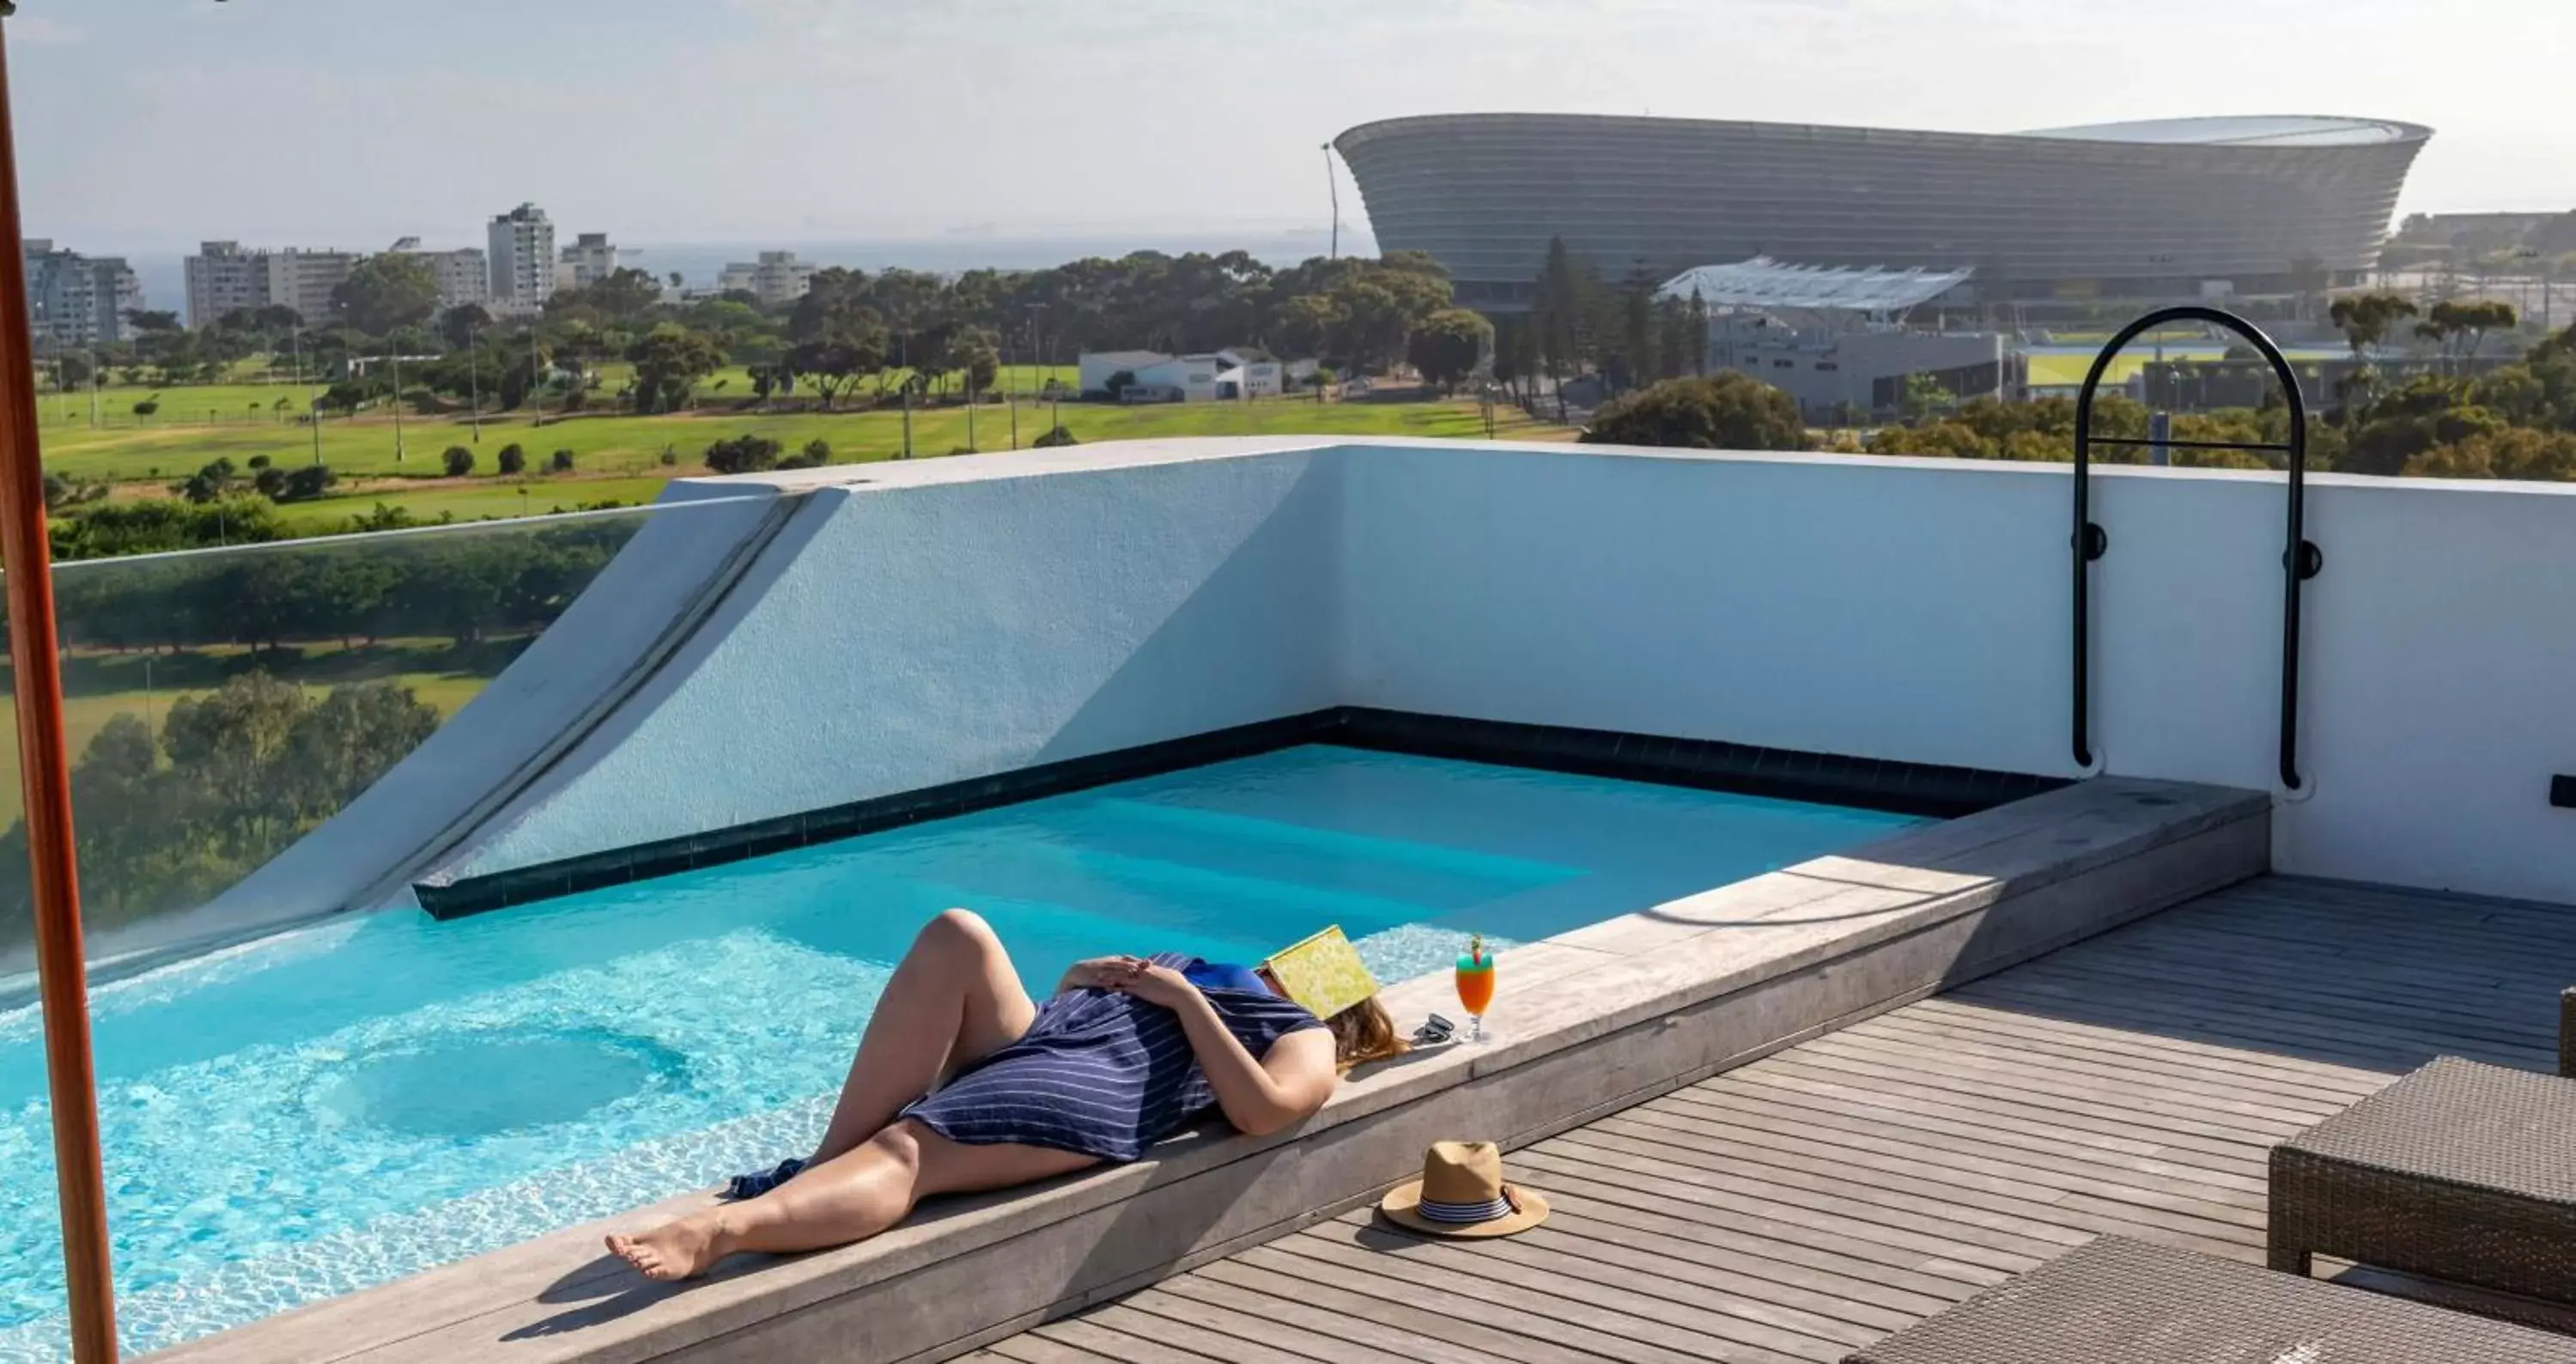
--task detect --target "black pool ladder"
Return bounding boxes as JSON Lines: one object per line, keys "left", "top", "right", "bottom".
{"left": 2071, "top": 306, "right": 2321, "bottom": 791}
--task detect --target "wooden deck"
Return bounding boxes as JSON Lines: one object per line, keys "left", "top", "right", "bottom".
{"left": 971, "top": 875, "right": 2573, "bottom": 1363}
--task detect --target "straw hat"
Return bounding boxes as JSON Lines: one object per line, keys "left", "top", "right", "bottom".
{"left": 1377, "top": 1141, "right": 1550, "bottom": 1238}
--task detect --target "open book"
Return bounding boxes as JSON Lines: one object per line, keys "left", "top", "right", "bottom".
{"left": 1262, "top": 926, "right": 1379, "bottom": 1020}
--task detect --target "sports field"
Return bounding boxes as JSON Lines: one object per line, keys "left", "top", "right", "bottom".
{"left": 41, "top": 377, "right": 1573, "bottom": 529}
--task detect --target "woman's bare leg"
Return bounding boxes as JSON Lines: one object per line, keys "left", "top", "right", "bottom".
{"left": 806, "top": 909, "right": 1037, "bottom": 1166}
{"left": 607, "top": 1119, "right": 1096, "bottom": 1280}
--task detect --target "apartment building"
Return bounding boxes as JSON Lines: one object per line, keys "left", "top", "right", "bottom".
{"left": 25, "top": 239, "right": 143, "bottom": 347}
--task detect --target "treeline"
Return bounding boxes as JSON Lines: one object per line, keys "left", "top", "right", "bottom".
{"left": 1861, "top": 320, "right": 2576, "bottom": 482}
{"left": 46, "top": 515, "right": 635, "bottom": 654}
{"left": 1488, "top": 237, "right": 1713, "bottom": 403}
{"left": 0, "top": 674, "right": 443, "bottom": 953}
{"left": 60, "top": 247, "right": 1498, "bottom": 420}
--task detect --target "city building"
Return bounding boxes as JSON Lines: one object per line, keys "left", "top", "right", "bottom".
{"left": 1078, "top": 347, "right": 1285, "bottom": 401}
{"left": 717, "top": 250, "right": 815, "bottom": 306}
{"left": 1334, "top": 113, "right": 2432, "bottom": 316}
{"left": 1658, "top": 258, "right": 2009, "bottom": 419}
{"left": 390, "top": 237, "right": 489, "bottom": 311}
{"left": 24, "top": 239, "right": 143, "bottom": 347}
{"left": 487, "top": 203, "right": 556, "bottom": 308}
{"left": 182, "top": 241, "right": 358, "bottom": 328}
{"left": 557, "top": 232, "right": 619, "bottom": 291}
{"left": 182, "top": 241, "right": 267, "bottom": 326}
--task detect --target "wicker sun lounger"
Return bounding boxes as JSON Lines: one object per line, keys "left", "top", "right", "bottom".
{"left": 2270, "top": 1055, "right": 2576, "bottom": 1312}
{"left": 1845, "top": 1235, "right": 2576, "bottom": 1363}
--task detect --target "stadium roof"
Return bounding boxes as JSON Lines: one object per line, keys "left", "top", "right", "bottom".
{"left": 1656, "top": 257, "right": 1976, "bottom": 314}
{"left": 2018, "top": 115, "right": 2419, "bottom": 148}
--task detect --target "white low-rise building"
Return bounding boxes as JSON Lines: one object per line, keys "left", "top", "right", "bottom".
{"left": 717, "top": 251, "right": 816, "bottom": 306}
{"left": 1078, "top": 348, "right": 1286, "bottom": 401}
{"left": 390, "top": 237, "right": 490, "bottom": 311}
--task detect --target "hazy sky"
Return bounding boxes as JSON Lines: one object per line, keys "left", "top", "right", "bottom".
{"left": 11, "top": 0, "right": 2571, "bottom": 256}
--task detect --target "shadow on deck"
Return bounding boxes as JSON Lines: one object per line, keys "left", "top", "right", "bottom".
{"left": 983, "top": 875, "right": 2573, "bottom": 1364}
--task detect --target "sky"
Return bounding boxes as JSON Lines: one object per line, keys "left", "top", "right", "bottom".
{"left": 9, "top": 0, "right": 2573, "bottom": 259}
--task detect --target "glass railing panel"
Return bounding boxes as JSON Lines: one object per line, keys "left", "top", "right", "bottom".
{"left": 0, "top": 494, "right": 769, "bottom": 1356}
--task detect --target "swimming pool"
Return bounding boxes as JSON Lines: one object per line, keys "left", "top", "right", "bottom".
{"left": 0, "top": 745, "right": 1920, "bottom": 1357}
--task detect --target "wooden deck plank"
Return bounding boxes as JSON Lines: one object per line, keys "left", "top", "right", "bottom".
{"left": 1619, "top": 1095, "right": 2270, "bottom": 1215}
{"left": 1191, "top": 1257, "right": 1623, "bottom": 1364}
{"left": 990, "top": 874, "right": 2571, "bottom": 1361}
{"left": 1153, "top": 1274, "right": 1503, "bottom": 1364}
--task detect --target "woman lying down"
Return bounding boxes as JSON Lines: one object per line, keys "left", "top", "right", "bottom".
{"left": 608, "top": 909, "right": 1403, "bottom": 1280}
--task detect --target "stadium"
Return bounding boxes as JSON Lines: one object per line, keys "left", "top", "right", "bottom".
{"left": 1332, "top": 113, "right": 2432, "bottom": 314}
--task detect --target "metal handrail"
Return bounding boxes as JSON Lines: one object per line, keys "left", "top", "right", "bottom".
{"left": 2072, "top": 306, "right": 2320, "bottom": 790}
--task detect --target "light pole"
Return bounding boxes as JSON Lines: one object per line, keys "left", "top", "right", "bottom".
{"left": 1322, "top": 142, "right": 1340, "bottom": 260}
{"left": 389, "top": 349, "right": 405, "bottom": 466}
{"left": 466, "top": 320, "right": 483, "bottom": 442}
{"left": 291, "top": 326, "right": 321, "bottom": 466}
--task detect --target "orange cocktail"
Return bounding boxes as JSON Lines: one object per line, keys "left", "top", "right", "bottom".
{"left": 1455, "top": 935, "right": 1496, "bottom": 1043}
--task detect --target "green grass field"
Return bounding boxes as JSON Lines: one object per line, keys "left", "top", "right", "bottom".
{"left": 40, "top": 386, "right": 1574, "bottom": 511}
{"left": 268, "top": 475, "right": 677, "bottom": 530}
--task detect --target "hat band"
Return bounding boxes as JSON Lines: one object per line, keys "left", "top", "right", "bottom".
{"left": 1415, "top": 1195, "right": 1513, "bottom": 1225}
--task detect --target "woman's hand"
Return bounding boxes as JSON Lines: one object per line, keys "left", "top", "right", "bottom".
{"left": 1056, "top": 956, "right": 1137, "bottom": 994}
{"left": 1106, "top": 960, "right": 1201, "bottom": 1010}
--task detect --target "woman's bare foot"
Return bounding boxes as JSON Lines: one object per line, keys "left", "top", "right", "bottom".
{"left": 605, "top": 1212, "right": 730, "bottom": 1282}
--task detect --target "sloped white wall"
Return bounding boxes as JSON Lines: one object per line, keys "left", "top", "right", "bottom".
{"left": 397, "top": 436, "right": 2573, "bottom": 906}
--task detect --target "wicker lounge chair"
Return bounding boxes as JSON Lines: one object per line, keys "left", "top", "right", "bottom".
{"left": 2269, "top": 1055, "right": 2576, "bottom": 1313}
{"left": 1846, "top": 1235, "right": 2576, "bottom": 1363}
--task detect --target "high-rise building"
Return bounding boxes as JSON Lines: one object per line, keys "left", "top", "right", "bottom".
{"left": 389, "top": 236, "right": 490, "bottom": 311}
{"left": 181, "top": 241, "right": 357, "bottom": 328}
{"left": 716, "top": 250, "right": 816, "bottom": 306}
{"left": 487, "top": 203, "right": 556, "bottom": 308}
{"left": 184, "top": 241, "right": 267, "bottom": 327}
{"left": 558, "top": 232, "right": 619, "bottom": 290}
{"left": 24, "top": 240, "right": 143, "bottom": 348}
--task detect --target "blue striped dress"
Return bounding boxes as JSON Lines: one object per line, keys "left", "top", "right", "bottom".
{"left": 899, "top": 953, "right": 1326, "bottom": 1161}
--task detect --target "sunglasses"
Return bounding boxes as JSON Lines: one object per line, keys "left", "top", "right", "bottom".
{"left": 1412, "top": 1013, "right": 1458, "bottom": 1046}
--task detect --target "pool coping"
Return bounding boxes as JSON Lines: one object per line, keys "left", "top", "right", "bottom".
{"left": 412, "top": 706, "right": 2066, "bottom": 918}
{"left": 151, "top": 773, "right": 2268, "bottom": 1364}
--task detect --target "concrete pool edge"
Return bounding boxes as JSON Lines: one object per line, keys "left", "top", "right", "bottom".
{"left": 147, "top": 776, "right": 2268, "bottom": 1364}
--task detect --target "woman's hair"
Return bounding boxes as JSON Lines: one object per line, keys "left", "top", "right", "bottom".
{"left": 1323, "top": 996, "right": 1406, "bottom": 1073}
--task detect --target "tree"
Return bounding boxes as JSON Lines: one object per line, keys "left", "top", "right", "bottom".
{"left": 1406, "top": 308, "right": 1492, "bottom": 394}
{"left": 132, "top": 399, "right": 160, "bottom": 419}
{"left": 331, "top": 253, "right": 440, "bottom": 336}
{"left": 549, "top": 448, "right": 576, "bottom": 473}
{"left": 54, "top": 351, "right": 91, "bottom": 391}
{"left": 1532, "top": 235, "right": 1593, "bottom": 392}
{"left": 1031, "top": 424, "right": 1080, "bottom": 448}
{"left": 121, "top": 308, "right": 183, "bottom": 334}
{"left": 174, "top": 457, "right": 239, "bottom": 503}
{"left": 546, "top": 267, "right": 665, "bottom": 323}
{"left": 1902, "top": 372, "right": 1955, "bottom": 423}
{"left": 787, "top": 329, "right": 885, "bottom": 411}
{"left": 280, "top": 465, "right": 336, "bottom": 502}
{"left": 953, "top": 327, "right": 1001, "bottom": 394}
{"left": 442, "top": 446, "right": 475, "bottom": 478}
{"left": 438, "top": 303, "right": 495, "bottom": 350}
{"left": 496, "top": 443, "right": 527, "bottom": 476}
{"left": 626, "top": 323, "right": 725, "bottom": 414}
{"left": 1581, "top": 373, "right": 1810, "bottom": 452}
{"left": 1104, "top": 368, "right": 1139, "bottom": 400}
{"left": 2415, "top": 300, "right": 2518, "bottom": 365}
{"left": 2327, "top": 292, "right": 2420, "bottom": 358}
{"left": 703, "top": 434, "right": 783, "bottom": 474}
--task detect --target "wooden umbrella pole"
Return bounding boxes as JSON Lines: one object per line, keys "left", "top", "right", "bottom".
{"left": 0, "top": 19, "right": 119, "bottom": 1364}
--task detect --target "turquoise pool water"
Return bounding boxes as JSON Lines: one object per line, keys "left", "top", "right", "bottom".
{"left": 0, "top": 745, "right": 1919, "bottom": 1357}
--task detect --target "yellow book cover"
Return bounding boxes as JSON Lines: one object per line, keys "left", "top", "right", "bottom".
{"left": 1262, "top": 926, "right": 1378, "bottom": 1020}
